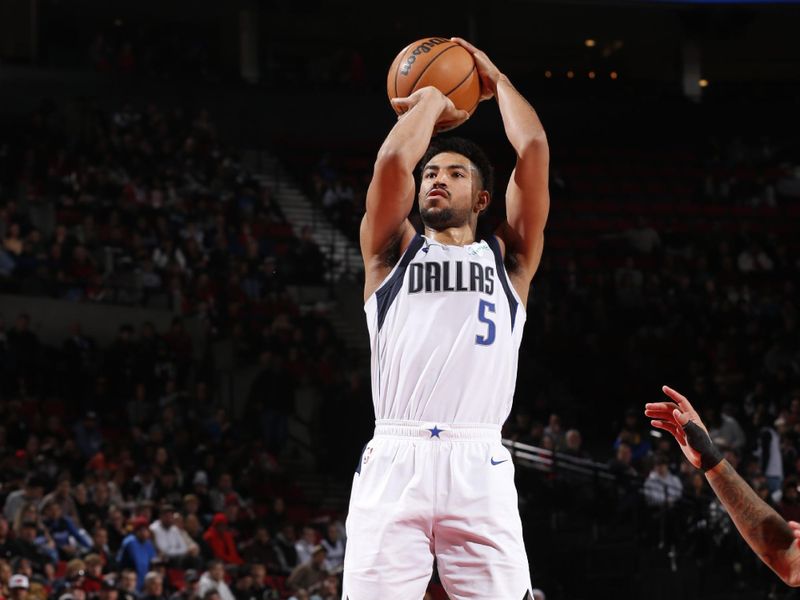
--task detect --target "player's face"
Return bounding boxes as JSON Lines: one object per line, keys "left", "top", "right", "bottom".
{"left": 419, "top": 152, "right": 479, "bottom": 229}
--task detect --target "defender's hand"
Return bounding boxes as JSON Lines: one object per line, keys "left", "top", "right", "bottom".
{"left": 645, "top": 385, "right": 720, "bottom": 471}
{"left": 450, "top": 37, "right": 504, "bottom": 101}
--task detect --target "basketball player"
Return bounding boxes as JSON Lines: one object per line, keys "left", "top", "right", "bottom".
{"left": 646, "top": 386, "right": 800, "bottom": 586}
{"left": 343, "top": 38, "right": 549, "bottom": 599}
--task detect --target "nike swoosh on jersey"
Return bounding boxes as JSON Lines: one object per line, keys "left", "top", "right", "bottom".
{"left": 490, "top": 458, "right": 509, "bottom": 465}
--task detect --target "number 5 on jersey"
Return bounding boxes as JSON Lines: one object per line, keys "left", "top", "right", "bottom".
{"left": 475, "top": 299, "right": 496, "bottom": 346}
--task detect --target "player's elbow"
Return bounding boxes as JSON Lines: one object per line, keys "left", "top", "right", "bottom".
{"left": 375, "top": 147, "right": 414, "bottom": 175}
{"left": 516, "top": 134, "right": 549, "bottom": 166}
{"left": 518, "top": 130, "right": 548, "bottom": 153}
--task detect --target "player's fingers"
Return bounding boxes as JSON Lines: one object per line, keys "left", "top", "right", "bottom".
{"left": 450, "top": 37, "right": 479, "bottom": 53}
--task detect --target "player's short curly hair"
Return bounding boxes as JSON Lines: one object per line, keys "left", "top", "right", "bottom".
{"left": 418, "top": 136, "right": 494, "bottom": 200}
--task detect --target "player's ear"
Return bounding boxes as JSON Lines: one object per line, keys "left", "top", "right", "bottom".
{"left": 475, "top": 190, "right": 491, "bottom": 214}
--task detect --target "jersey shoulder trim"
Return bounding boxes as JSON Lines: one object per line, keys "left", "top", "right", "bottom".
{"left": 487, "top": 235, "right": 518, "bottom": 330}
{"left": 375, "top": 234, "right": 425, "bottom": 330}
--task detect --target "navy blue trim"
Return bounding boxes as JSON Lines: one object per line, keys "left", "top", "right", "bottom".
{"left": 375, "top": 235, "right": 425, "bottom": 330}
{"left": 355, "top": 443, "right": 368, "bottom": 475}
{"left": 487, "top": 235, "right": 518, "bottom": 331}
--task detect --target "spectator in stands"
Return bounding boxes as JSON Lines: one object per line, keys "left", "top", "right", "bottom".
{"left": 105, "top": 507, "right": 129, "bottom": 554}
{"left": 8, "top": 574, "right": 28, "bottom": 600}
{"left": 317, "top": 575, "right": 339, "bottom": 600}
{"left": 209, "top": 474, "right": 244, "bottom": 517}
{"left": 543, "top": 414, "right": 565, "bottom": 450}
{"left": 9, "top": 520, "right": 55, "bottom": 574}
{"left": 285, "top": 545, "right": 326, "bottom": 596}
{"left": 181, "top": 515, "right": 210, "bottom": 560}
{"left": 116, "top": 516, "right": 157, "bottom": 591}
{"left": 40, "top": 473, "right": 81, "bottom": 525}
{"left": 168, "top": 569, "right": 200, "bottom": 600}
{"left": 319, "top": 524, "right": 343, "bottom": 575}
{"left": 248, "top": 564, "right": 277, "bottom": 600}
{"left": 82, "top": 553, "right": 105, "bottom": 595}
{"left": 89, "top": 526, "right": 116, "bottom": 569}
{"left": 99, "top": 576, "right": 121, "bottom": 600}
{"left": 271, "top": 523, "right": 298, "bottom": 575}
{"left": 240, "top": 526, "right": 282, "bottom": 576}
{"left": 4, "top": 474, "right": 46, "bottom": 523}
{"left": 705, "top": 405, "right": 746, "bottom": 453}
{"left": 614, "top": 408, "right": 651, "bottom": 464}
{"left": 0, "top": 518, "right": 14, "bottom": 561}
{"left": 293, "top": 527, "right": 317, "bottom": 567}
{"left": 644, "top": 454, "right": 683, "bottom": 508}
{"left": 189, "top": 474, "right": 213, "bottom": 520}
{"left": 141, "top": 572, "right": 166, "bottom": 600}
{"left": 754, "top": 411, "right": 784, "bottom": 494}
{"left": 149, "top": 504, "right": 200, "bottom": 569}
{"left": 231, "top": 565, "right": 255, "bottom": 600}
{"left": 562, "top": 429, "right": 590, "bottom": 460}
{"left": 197, "top": 561, "right": 234, "bottom": 600}
{"left": 40, "top": 498, "right": 92, "bottom": 558}
{"left": 202, "top": 514, "right": 242, "bottom": 565}
{"left": 118, "top": 569, "right": 139, "bottom": 600}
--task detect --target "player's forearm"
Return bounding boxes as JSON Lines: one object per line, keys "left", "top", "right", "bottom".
{"left": 706, "top": 460, "right": 800, "bottom": 584}
{"left": 377, "top": 92, "right": 447, "bottom": 171}
{"left": 494, "top": 76, "right": 548, "bottom": 156}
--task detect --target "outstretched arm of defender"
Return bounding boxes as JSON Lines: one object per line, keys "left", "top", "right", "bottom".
{"left": 645, "top": 386, "right": 800, "bottom": 587}
{"left": 451, "top": 38, "right": 549, "bottom": 304}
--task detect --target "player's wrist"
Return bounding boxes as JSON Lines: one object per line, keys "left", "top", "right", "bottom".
{"left": 683, "top": 421, "right": 723, "bottom": 472}
{"left": 492, "top": 74, "right": 511, "bottom": 93}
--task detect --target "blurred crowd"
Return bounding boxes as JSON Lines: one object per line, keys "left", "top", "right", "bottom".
{"left": 0, "top": 307, "right": 361, "bottom": 600}
{"left": 0, "top": 100, "right": 332, "bottom": 349}
{"left": 0, "top": 99, "right": 385, "bottom": 599}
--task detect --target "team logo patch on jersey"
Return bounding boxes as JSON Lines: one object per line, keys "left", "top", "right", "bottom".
{"left": 466, "top": 241, "right": 490, "bottom": 256}
{"left": 362, "top": 446, "right": 374, "bottom": 466}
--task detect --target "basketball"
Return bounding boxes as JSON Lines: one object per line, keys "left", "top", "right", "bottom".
{"left": 387, "top": 37, "right": 481, "bottom": 115}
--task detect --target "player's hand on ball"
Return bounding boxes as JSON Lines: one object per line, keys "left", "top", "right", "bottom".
{"left": 645, "top": 385, "right": 708, "bottom": 470}
{"left": 450, "top": 37, "right": 504, "bottom": 101}
{"left": 390, "top": 87, "right": 470, "bottom": 134}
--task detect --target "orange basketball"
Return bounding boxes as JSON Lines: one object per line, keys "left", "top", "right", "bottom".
{"left": 387, "top": 37, "right": 481, "bottom": 115}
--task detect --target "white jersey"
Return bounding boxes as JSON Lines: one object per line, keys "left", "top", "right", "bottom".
{"left": 364, "top": 234, "right": 526, "bottom": 426}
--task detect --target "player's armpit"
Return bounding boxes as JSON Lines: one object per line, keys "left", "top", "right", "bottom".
{"left": 493, "top": 221, "right": 544, "bottom": 305}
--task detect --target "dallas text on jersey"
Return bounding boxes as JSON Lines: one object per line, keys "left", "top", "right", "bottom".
{"left": 407, "top": 261, "right": 495, "bottom": 295}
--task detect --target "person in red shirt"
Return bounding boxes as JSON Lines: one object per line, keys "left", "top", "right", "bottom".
{"left": 202, "top": 514, "right": 242, "bottom": 565}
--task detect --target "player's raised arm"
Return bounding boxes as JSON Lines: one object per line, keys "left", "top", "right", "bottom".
{"left": 451, "top": 38, "right": 549, "bottom": 305}
{"left": 361, "top": 87, "right": 469, "bottom": 299}
{"left": 645, "top": 386, "right": 800, "bottom": 587}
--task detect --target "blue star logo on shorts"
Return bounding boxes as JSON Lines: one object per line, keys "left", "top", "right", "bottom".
{"left": 427, "top": 425, "right": 443, "bottom": 438}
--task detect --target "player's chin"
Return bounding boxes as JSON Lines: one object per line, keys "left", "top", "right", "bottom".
{"left": 422, "top": 196, "right": 449, "bottom": 209}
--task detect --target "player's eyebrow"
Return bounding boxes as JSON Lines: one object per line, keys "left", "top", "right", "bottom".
{"left": 424, "top": 164, "right": 469, "bottom": 171}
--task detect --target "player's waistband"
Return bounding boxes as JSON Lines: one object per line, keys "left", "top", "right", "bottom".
{"left": 374, "top": 419, "right": 501, "bottom": 441}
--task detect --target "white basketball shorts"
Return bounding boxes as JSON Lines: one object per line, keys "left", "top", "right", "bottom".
{"left": 342, "top": 420, "right": 534, "bottom": 600}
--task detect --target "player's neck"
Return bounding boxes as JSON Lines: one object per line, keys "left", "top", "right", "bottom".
{"left": 423, "top": 226, "right": 476, "bottom": 247}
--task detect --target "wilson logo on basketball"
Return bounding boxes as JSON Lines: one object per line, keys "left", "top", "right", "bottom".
{"left": 399, "top": 38, "right": 449, "bottom": 76}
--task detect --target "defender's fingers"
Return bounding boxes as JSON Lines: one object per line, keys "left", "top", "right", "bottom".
{"left": 662, "top": 385, "right": 694, "bottom": 412}
{"left": 673, "top": 408, "right": 691, "bottom": 427}
{"left": 651, "top": 420, "right": 686, "bottom": 444}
